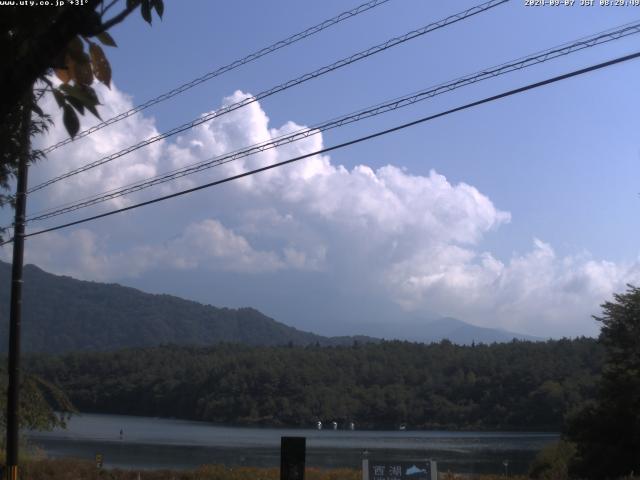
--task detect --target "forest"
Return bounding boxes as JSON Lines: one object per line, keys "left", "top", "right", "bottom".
{"left": 27, "top": 337, "right": 603, "bottom": 431}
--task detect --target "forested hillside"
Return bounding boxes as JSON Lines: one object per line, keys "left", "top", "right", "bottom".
{"left": 0, "top": 262, "right": 377, "bottom": 352}
{"left": 28, "top": 338, "right": 603, "bottom": 431}
{"left": 0, "top": 261, "right": 538, "bottom": 351}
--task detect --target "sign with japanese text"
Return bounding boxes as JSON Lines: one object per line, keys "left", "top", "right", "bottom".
{"left": 368, "top": 461, "right": 432, "bottom": 480}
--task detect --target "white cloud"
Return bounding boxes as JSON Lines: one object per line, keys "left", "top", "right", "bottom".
{"left": 385, "top": 239, "right": 640, "bottom": 336}
{"left": 29, "top": 81, "right": 163, "bottom": 209}
{"left": 9, "top": 219, "right": 316, "bottom": 279}
{"left": 9, "top": 85, "right": 639, "bottom": 338}
{"left": 159, "top": 219, "right": 291, "bottom": 273}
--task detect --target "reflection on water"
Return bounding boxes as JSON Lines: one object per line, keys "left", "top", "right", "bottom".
{"left": 27, "top": 413, "right": 559, "bottom": 475}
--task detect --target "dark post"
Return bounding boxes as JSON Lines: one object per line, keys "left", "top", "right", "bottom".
{"left": 5, "top": 95, "right": 31, "bottom": 480}
{"left": 280, "top": 436, "right": 306, "bottom": 480}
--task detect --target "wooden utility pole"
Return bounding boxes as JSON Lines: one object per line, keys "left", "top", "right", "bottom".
{"left": 5, "top": 94, "right": 31, "bottom": 480}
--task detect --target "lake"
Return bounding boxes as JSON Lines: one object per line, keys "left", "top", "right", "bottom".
{"left": 26, "top": 413, "right": 559, "bottom": 475}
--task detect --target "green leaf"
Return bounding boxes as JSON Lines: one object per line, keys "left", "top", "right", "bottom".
{"left": 96, "top": 31, "right": 117, "bottom": 47}
{"left": 62, "top": 104, "right": 80, "bottom": 138}
{"left": 140, "top": 0, "right": 152, "bottom": 24}
{"left": 86, "top": 103, "right": 102, "bottom": 120}
{"left": 65, "top": 95, "right": 85, "bottom": 115}
{"left": 59, "top": 84, "right": 100, "bottom": 107}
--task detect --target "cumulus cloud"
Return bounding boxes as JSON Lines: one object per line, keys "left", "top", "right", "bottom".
{"left": 385, "top": 239, "right": 640, "bottom": 336}
{"left": 17, "top": 219, "right": 306, "bottom": 280}
{"left": 7, "top": 85, "right": 639, "bottom": 338}
{"left": 28, "top": 81, "right": 163, "bottom": 209}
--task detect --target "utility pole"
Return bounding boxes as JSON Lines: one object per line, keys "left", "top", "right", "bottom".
{"left": 5, "top": 94, "right": 32, "bottom": 480}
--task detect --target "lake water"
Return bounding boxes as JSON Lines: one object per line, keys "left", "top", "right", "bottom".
{"left": 26, "top": 413, "right": 559, "bottom": 475}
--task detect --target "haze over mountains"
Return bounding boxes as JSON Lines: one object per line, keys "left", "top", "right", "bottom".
{"left": 0, "top": 261, "right": 538, "bottom": 353}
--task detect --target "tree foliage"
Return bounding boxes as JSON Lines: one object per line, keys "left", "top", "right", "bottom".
{"left": 1, "top": 0, "right": 163, "bottom": 126}
{"left": 528, "top": 440, "right": 577, "bottom": 480}
{"left": 0, "top": 0, "right": 163, "bottom": 239}
{"left": 0, "top": 262, "right": 377, "bottom": 353}
{"left": 566, "top": 285, "right": 640, "bottom": 479}
{"left": 28, "top": 338, "right": 603, "bottom": 431}
{"left": 0, "top": 366, "right": 75, "bottom": 434}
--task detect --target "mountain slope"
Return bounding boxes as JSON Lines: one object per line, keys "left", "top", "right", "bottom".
{"left": 416, "top": 317, "right": 542, "bottom": 344}
{"left": 0, "top": 262, "right": 376, "bottom": 353}
{"left": 367, "top": 316, "right": 541, "bottom": 345}
{"left": 0, "top": 261, "right": 539, "bottom": 353}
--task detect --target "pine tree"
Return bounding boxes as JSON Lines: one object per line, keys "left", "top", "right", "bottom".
{"left": 567, "top": 285, "right": 640, "bottom": 479}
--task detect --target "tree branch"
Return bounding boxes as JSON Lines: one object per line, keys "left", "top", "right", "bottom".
{"left": 96, "top": 4, "right": 138, "bottom": 34}
{"left": 101, "top": 0, "right": 121, "bottom": 17}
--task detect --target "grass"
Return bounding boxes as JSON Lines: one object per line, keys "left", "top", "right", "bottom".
{"left": 19, "top": 458, "right": 361, "bottom": 480}
{"left": 13, "top": 457, "right": 640, "bottom": 479}
{"left": 8, "top": 458, "right": 532, "bottom": 480}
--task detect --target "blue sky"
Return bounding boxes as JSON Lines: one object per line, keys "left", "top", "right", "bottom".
{"left": 3, "top": 0, "right": 640, "bottom": 338}
{"left": 106, "top": 0, "right": 640, "bottom": 263}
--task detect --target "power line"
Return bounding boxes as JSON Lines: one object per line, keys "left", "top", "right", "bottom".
{"left": 6, "top": 49, "right": 637, "bottom": 246}
{"left": 24, "top": 20, "right": 640, "bottom": 223}
{"left": 40, "top": 0, "right": 393, "bottom": 155}
{"left": 27, "top": 0, "right": 509, "bottom": 195}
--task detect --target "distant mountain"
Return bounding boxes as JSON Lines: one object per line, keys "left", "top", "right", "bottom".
{"left": 0, "top": 261, "right": 377, "bottom": 354}
{"left": 341, "top": 316, "right": 541, "bottom": 345}
{"left": 397, "top": 317, "right": 542, "bottom": 345}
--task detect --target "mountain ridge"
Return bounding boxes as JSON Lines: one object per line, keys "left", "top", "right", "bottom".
{"left": 0, "top": 261, "right": 538, "bottom": 353}
{"left": 0, "top": 261, "right": 379, "bottom": 353}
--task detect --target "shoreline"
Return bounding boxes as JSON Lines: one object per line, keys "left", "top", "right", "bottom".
{"left": 46, "top": 410, "right": 563, "bottom": 435}
{"left": 25, "top": 412, "right": 558, "bottom": 475}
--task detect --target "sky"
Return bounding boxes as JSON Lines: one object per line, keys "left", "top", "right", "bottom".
{"left": 2, "top": 0, "right": 640, "bottom": 339}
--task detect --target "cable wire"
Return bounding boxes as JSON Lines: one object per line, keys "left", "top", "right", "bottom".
{"left": 40, "top": 0, "right": 394, "bottom": 155}
{"left": 5, "top": 49, "right": 637, "bottom": 246}
{"left": 28, "top": 0, "right": 509, "bottom": 195}
{"left": 24, "top": 20, "right": 640, "bottom": 223}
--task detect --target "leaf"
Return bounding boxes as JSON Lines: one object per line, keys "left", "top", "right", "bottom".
{"left": 74, "top": 57, "right": 94, "bottom": 86}
{"left": 151, "top": 0, "right": 164, "bottom": 19}
{"left": 65, "top": 55, "right": 76, "bottom": 81}
{"left": 66, "top": 36, "right": 84, "bottom": 57}
{"left": 65, "top": 36, "right": 89, "bottom": 68}
{"left": 86, "top": 103, "right": 102, "bottom": 120}
{"left": 96, "top": 31, "right": 117, "bottom": 47}
{"left": 52, "top": 89, "right": 65, "bottom": 108}
{"left": 54, "top": 68, "right": 71, "bottom": 84}
{"left": 59, "top": 84, "right": 100, "bottom": 107}
{"left": 65, "top": 51, "right": 93, "bottom": 86}
{"left": 89, "top": 43, "right": 111, "bottom": 88}
{"left": 61, "top": 84, "right": 102, "bottom": 120}
{"left": 140, "top": 0, "right": 152, "bottom": 24}
{"left": 31, "top": 104, "right": 44, "bottom": 117}
{"left": 65, "top": 95, "right": 85, "bottom": 115}
{"left": 62, "top": 104, "right": 80, "bottom": 138}
{"left": 126, "top": 0, "right": 139, "bottom": 9}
